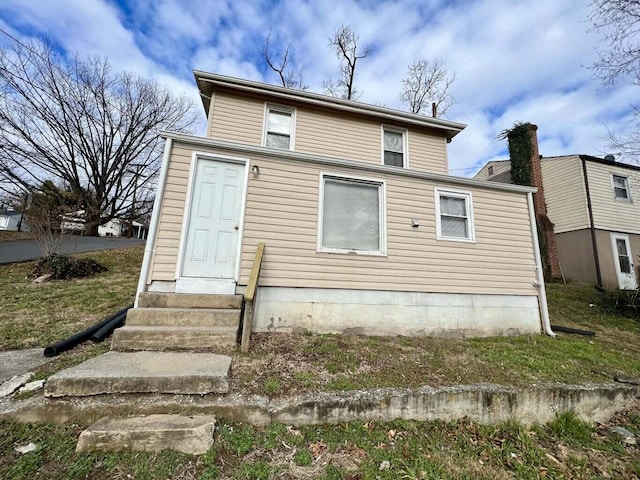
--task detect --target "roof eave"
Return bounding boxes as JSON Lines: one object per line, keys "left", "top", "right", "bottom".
{"left": 194, "top": 71, "right": 466, "bottom": 140}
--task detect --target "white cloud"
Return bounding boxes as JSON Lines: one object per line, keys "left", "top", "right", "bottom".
{"left": 1, "top": 0, "right": 637, "bottom": 176}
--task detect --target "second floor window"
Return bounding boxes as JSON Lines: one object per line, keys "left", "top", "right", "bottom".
{"left": 382, "top": 128, "right": 406, "bottom": 167}
{"left": 612, "top": 174, "right": 631, "bottom": 201}
{"left": 265, "top": 106, "right": 294, "bottom": 150}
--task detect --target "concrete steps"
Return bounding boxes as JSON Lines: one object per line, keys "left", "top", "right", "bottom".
{"left": 126, "top": 308, "right": 240, "bottom": 327}
{"left": 112, "top": 325, "right": 238, "bottom": 351}
{"left": 45, "top": 351, "right": 231, "bottom": 397}
{"left": 76, "top": 414, "right": 216, "bottom": 454}
{"left": 111, "top": 293, "right": 242, "bottom": 352}
{"left": 138, "top": 292, "right": 242, "bottom": 309}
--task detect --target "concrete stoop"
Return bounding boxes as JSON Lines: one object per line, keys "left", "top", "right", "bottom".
{"left": 76, "top": 414, "right": 216, "bottom": 454}
{"left": 112, "top": 293, "right": 243, "bottom": 351}
{"left": 45, "top": 351, "right": 232, "bottom": 397}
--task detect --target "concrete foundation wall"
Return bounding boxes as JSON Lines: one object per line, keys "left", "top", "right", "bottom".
{"left": 555, "top": 229, "right": 597, "bottom": 284}
{"left": 253, "top": 287, "right": 541, "bottom": 337}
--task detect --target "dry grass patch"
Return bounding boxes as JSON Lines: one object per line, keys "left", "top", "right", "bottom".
{"left": 0, "top": 245, "right": 143, "bottom": 351}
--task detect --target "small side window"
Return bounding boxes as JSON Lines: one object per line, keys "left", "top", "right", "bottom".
{"left": 435, "top": 188, "right": 475, "bottom": 242}
{"left": 264, "top": 105, "right": 295, "bottom": 150}
{"left": 382, "top": 127, "right": 407, "bottom": 167}
{"left": 612, "top": 174, "right": 631, "bottom": 201}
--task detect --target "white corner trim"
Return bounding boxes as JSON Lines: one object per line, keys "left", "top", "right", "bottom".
{"left": 135, "top": 137, "right": 172, "bottom": 308}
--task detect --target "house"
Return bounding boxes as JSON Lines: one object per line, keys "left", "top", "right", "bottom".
{"left": 99, "top": 218, "right": 148, "bottom": 239}
{"left": 0, "top": 208, "right": 27, "bottom": 231}
{"left": 475, "top": 151, "right": 640, "bottom": 290}
{"left": 131, "top": 72, "right": 553, "bottom": 339}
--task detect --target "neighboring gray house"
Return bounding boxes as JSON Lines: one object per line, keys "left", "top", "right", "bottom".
{"left": 475, "top": 154, "right": 640, "bottom": 290}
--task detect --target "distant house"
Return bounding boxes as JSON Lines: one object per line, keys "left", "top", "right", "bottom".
{"left": 0, "top": 208, "right": 27, "bottom": 232}
{"left": 475, "top": 153, "right": 640, "bottom": 290}
{"left": 125, "top": 71, "right": 554, "bottom": 341}
{"left": 99, "top": 218, "right": 148, "bottom": 239}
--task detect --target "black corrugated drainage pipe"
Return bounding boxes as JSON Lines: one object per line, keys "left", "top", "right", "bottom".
{"left": 43, "top": 304, "right": 132, "bottom": 357}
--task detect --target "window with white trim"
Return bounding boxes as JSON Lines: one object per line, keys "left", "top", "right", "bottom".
{"left": 382, "top": 128, "right": 406, "bottom": 167}
{"left": 264, "top": 105, "right": 294, "bottom": 150}
{"left": 612, "top": 174, "right": 631, "bottom": 201}
{"left": 319, "top": 175, "right": 386, "bottom": 254}
{"left": 435, "top": 188, "right": 475, "bottom": 242}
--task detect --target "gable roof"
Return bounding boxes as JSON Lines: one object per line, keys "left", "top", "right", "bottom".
{"left": 194, "top": 71, "right": 466, "bottom": 141}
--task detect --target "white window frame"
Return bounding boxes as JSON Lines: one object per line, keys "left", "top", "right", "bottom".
{"left": 435, "top": 187, "right": 475, "bottom": 243}
{"left": 381, "top": 125, "right": 409, "bottom": 168}
{"left": 611, "top": 173, "right": 632, "bottom": 202}
{"left": 262, "top": 103, "right": 296, "bottom": 151}
{"left": 317, "top": 172, "right": 387, "bottom": 256}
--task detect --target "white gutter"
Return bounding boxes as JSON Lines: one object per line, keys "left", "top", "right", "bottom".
{"left": 527, "top": 191, "right": 555, "bottom": 337}
{"left": 134, "top": 138, "right": 173, "bottom": 308}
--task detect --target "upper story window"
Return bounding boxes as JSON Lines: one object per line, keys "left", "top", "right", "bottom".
{"left": 435, "top": 188, "right": 475, "bottom": 242}
{"left": 264, "top": 105, "right": 295, "bottom": 150}
{"left": 612, "top": 174, "right": 631, "bottom": 201}
{"left": 382, "top": 127, "right": 407, "bottom": 167}
{"left": 318, "top": 174, "right": 386, "bottom": 255}
{"left": 488, "top": 166, "right": 494, "bottom": 176}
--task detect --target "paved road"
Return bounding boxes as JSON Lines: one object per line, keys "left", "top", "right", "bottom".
{"left": 0, "top": 236, "right": 146, "bottom": 264}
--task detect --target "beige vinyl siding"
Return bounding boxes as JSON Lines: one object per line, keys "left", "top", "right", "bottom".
{"left": 208, "top": 92, "right": 264, "bottom": 145}
{"left": 149, "top": 146, "right": 191, "bottom": 281}
{"left": 474, "top": 161, "right": 512, "bottom": 182}
{"left": 150, "top": 141, "right": 537, "bottom": 295}
{"left": 540, "top": 156, "right": 590, "bottom": 233}
{"left": 587, "top": 161, "right": 640, "bottom": 233}
{"left": 408, "top": 130, "right": 448, "bottom": 173}
{"left": 207, "top": 90, "right": 449, "bottom": 174}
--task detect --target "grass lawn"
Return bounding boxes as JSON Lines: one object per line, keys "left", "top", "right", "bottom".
{"left": 1, "top": 247, "right": 639, "bottom": 478}
{"left": 1, "top": 409, "right": 638, "bottom": 479}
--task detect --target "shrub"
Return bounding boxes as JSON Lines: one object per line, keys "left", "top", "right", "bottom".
{"left": 33, "top": 254, "right": 107, "bottom": 280}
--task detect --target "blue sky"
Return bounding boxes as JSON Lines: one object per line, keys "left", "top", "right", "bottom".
{"left": 0, "top": 0, "right": 637, "bottom": 176}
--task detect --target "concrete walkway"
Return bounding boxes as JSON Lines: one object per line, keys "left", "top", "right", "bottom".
{"left": 0, "top": 237, "right": 145, "bottom": 264}
{"left": 0, "top": 349, "right": 53, "bottom": 383}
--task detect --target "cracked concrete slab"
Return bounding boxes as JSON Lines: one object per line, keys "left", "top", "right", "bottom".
{"left": 0, "top": 349, "right": 53, "bottom": 384}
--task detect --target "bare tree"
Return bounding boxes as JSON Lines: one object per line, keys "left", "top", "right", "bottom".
{"left": 399, "top": 59, "right": 456, "bottom": 117}
{"left": 262, "top": 32, "right": 307, "bottom": 89}
{"left": 589, "top": 0, "right": 640, "bottom": 86}
{"left": 323, "top": 25, "right": 371, "bottom": 100}
{"left": 589, "top": 1, "right": 640, "bottom": 158}
{"left": 0, "top": 38, "right": 197, "bottom": 235}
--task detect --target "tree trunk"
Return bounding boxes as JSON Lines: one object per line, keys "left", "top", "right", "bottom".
{"left": 84, "top": 209, "right": 101, "bottom": 236}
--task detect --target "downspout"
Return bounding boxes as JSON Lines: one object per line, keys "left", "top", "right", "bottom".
{"left": 581, "top": 157, "right": 603, "bottom": 289}
{"left": 134, "top": 137, "right": 173, "bottom": 308}
{"left": 527, "top": 191, "right": 556, "bottom": 337}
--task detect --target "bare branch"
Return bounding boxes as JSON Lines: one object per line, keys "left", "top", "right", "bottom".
{"left": 324, "top": 25, "right": 371, "bottom": 100}
{"left": 262, "top": 32, "right": 307, "bottom": 90}
{"left": 0, "top": 38, "right": 197, "bottom": 235}
{"left": 399, "top": 59, "right": 456, "bottom": 117}
{"left": 589, "top": 0, "right": 640, "bottom": 85}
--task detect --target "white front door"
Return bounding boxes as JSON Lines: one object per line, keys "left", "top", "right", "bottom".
{"left": 610, "top": 233, "right": 637, "bottom": 290}
{"left": 181, "top": 158, "right": 245, "bottom": 286}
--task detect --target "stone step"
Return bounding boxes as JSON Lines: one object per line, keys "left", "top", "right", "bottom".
{"left": 45, "top": 351, "right": 231, "bottom": 397}
{"left": 126, "top": 308, "right": 241, "bottom": 327}
{"left": 138, "top": 292, "right": 243, "bottom": 309}
{"left": 111, "top": 325, "right": 237, "bottom": 351}
{"left": 76, "top": 414, "right": 216, "bottom": 454}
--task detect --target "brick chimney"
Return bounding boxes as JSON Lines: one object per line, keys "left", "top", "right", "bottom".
{"left": 526, "top": 124, "right": 561, "bottom": 280}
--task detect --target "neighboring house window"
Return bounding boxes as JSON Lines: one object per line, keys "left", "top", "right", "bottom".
{"left": 612, "top": 174, "right": 631, "bottom": 201}
{"left": 435, "top": 188, "right": 475, "bottom": 242}
{"left": 264, "top": 105, "right": 294, "bottom": 150}
{"left": 488, "top": 166, "right": 494, "bottom": 176}
{"left": 319, "top": 174, "right": 386, "bottom": 254}
{"left": 382, "top": 127, "right": 407, "bottom": 167}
